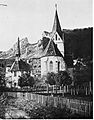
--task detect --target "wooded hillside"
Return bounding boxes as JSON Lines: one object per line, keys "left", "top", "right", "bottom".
{"left": 64, "top": 27, "right": 93, "bottom": 60}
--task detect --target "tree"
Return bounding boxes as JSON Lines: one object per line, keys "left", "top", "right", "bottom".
{"left": 46, "top": 72, "right": 56, "bottom": 85}
{"left": 27, "top": 75, "right": 35, "bottom": 87}
{"left": 46, "top": 72, "right": 56, "bottom": 93}
{"left": 55, "top": 71, "right": 72, "bottom": 94}
{"left": 56, "top": 71, "right": 72, "bottom": 86}
{"left": 18, "top": 73, "right": 35, "bottom": 88}
{"left": 73, "top": 60, "right": 93, "bottom": 95}
{"left": 0, "top": 75, "right": 6, "bottom": 91}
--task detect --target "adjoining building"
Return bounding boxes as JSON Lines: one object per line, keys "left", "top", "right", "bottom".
{"left": 5, "top": 38, "right": 30, "bottom": 88}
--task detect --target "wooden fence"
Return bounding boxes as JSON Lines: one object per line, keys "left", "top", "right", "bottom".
{"left": 6, "top": 92, "right": 93, "bottom": 117}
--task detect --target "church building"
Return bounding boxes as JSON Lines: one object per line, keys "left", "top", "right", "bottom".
{"left": 28, "top": 5, "right": 67, "bottom": 78}
{"left": 5, "top": 38, "right": 30, "bottom": 88}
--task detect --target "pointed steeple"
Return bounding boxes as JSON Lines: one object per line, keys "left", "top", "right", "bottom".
{"left": 52, "top": 4, "right": 62, "bottom": 38}
{"left": 16, "top": 37, "right": 21, "bottom": 57}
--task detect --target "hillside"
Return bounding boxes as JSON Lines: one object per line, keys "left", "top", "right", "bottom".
{"left": 0, "top": 27, "right": 92, "bottom": 60}
{"left": 64, "top": 27, "right": 93, "bottom": 60}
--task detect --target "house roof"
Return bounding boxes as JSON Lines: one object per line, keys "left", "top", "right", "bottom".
{"left": 10, "top": 59, "right": 30, "bottom": 72}
{"left": 51, "top": 9, "right": 62, "bottom": 39}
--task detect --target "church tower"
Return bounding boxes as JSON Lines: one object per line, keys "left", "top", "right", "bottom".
{"left": 51, "top": 4, "right": 64, "bottom": 56}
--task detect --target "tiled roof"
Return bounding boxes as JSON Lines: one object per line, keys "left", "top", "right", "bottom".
{"left": 10, "top": 59, "right": 30, "bottom": 72}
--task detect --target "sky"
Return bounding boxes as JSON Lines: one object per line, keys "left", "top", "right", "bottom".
{"left": 0, "top": 0, "right": 93, "bottom": 51}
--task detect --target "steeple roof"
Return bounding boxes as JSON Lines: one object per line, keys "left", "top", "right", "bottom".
{"left": 52, "top": 5, "right": 62, "bottom": 38}
{"left": 10, "top": 59, "right": 30, "bottom": 72}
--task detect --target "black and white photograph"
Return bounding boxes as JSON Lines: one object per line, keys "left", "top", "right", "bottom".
{"left": 0, "top": 0, "right": 93, "bottom": 119}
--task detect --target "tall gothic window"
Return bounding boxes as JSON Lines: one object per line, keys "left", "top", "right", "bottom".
{"left": 49, "top": 61, "right": 53, "bottom": 71}
{"left": 58, "top": 61, "right": 60, "bottom": 72}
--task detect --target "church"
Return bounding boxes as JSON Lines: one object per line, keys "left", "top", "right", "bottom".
{"left": 28, "top": 5, "right": 69, "bottom": 78}
{"left": 5, "top": 5, "right": 73, "bottom": 87}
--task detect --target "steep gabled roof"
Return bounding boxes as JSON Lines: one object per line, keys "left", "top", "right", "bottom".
{"left": 52, "top": 8, "right": 62, "bottom": 39}
{"left": 10, "top": 59, "right": 30, "bottom": 72}
{"left": 42, "top": 39, "right": 63, "bottom": 57}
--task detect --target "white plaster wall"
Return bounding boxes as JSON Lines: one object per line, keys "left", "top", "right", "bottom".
{"left": 5, "top": 67, "right": 12, "bottom": 77}
{"left": 53, "top": 32, "right": 64, "bottom": 56}
{"left": 41, "top": 56, "right": 66, "bottom": 77}
{"left": 11, "top": 71, "right": 21, "bottom": 87}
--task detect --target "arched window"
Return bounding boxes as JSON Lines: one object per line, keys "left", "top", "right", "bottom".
{"left": 58, "top": 61, "right": 60, "bottom": 72}
{"left": 49, "top": 61, "right": 53, "bottom": 71}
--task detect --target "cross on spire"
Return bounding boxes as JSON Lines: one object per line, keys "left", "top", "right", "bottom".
{"left": 55, "top": 4, "right": 57, "bottom": 10}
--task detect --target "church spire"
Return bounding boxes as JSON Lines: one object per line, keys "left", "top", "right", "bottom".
{"left": 52, "top": 4, "right": 62, "bottom": 37}
{"left": 16, "top": 37, "right": 21, "bottom": 58}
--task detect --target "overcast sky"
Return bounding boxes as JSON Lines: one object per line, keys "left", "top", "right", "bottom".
{"left": 0, "top": 0, "right": 93, "bottom": 51}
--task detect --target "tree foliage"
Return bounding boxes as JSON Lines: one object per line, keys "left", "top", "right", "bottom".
{"left": 46, "top": 71, "right": 72, "bottom": 86}
{"left": 56, "top": 71, "right": 72, "bottom": 86}
{"left": 73, "top": 59, "right": 92, "bottom": 86}
{"left": 0, "top": 75, "right": 5, "bottom": 87}
{"left": 46, "top": 72, "right": 56, "bottom": 85}
{"left": 64, "top": 27, "right": 93, "bottom": 59}
{"left": 18, "top": 73, "right": 35, "bottom": 88}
